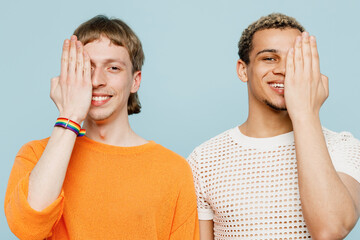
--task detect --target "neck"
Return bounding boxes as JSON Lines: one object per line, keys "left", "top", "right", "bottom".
{"left": 240, "top": 99, "right": 293, "bottom": 138}
{"left": 82, "top": 112, "right": 147, "bottom": 147}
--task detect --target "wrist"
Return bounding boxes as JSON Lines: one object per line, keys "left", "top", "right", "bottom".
{"left": 54, "top": 117, "right": 86, "bottom": 137}
{"left": 289, "top": 110, "right": 320, "bottom": 123}
{"left": 291, "top": 113, "right": 322, "bottom": 130}
{"left": 58, "top": 114, "right": 84, "bottom": 125}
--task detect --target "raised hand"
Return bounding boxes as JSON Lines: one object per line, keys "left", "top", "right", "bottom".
{"left": 284, "top": 32, "right": 329, "bottom": 122}
{"left": 50, "top": 35, "right": 92, "bottom": 124}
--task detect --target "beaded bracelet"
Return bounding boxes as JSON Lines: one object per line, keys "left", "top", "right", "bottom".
{"left": 54, "top": 118, "right": 86, "bottom": 137}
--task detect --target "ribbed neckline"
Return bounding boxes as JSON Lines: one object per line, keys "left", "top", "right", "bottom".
{"left": 75, "top": 136, "right": 157, "bottom": 155}
{"left": 229, "top": 126, "right": 294, "bottom": 148}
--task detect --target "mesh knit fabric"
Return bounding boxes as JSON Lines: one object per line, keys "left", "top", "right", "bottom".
{"left": 187, "top": 127, "right": 360, "bottom": 239}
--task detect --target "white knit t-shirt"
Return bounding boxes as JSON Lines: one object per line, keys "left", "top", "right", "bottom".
{"left": 187, "top": 127, "right": 360, "bottom": 239}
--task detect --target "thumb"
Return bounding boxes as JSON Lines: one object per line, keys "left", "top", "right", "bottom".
{"left": 320, "top": 74, "right": 329, "bottom": 98}
{"left": 50, "top": 76, "right": 60, "bottom": 100}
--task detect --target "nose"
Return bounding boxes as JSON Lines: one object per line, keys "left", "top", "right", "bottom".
{"left": 91, "top": 68, "right": 106, "bottom": 88}
{"left": 272, "top": 59, "right": 286, "bottom": 75}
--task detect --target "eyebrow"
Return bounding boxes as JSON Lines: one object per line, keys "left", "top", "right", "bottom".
{"left": 91, "top": 58, "right": 127, "bottom": 67}
{"left": 255, "top": 49, "right": 278, "bottom": 56}
{"left": 104, "top": 59, "right": 127, "bottom": 66}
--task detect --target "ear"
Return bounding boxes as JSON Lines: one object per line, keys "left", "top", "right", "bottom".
{"left": 236, "top": 59, "right": 248, "bottom": 83}
{"left": 130, "top": 71, "right": 142, "bottom": 93}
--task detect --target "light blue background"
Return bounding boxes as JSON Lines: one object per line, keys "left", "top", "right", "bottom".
{"left": 1, "top": 0, "right": 359, "bottom": 238}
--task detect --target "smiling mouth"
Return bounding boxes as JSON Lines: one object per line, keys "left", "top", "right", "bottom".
{"left": 268, "top": 82, "right": 285, "bottom": 95}
{"left": 269, "top": 83, "right": 284, "bottom": 89}
{"left": 92, "top": 96, "right": 111, "bottom": 101}
{"left": 91, "top": 95, "right": 112, "bottom": 106}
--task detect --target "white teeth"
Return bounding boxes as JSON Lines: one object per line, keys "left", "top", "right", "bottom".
{"left": 92, "top": 96, "right": 110, "bottom": 101}
{"left": 270, "top": 83, "right": 284, "bottom": 88}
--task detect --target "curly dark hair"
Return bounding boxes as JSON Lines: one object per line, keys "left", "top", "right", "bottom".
{"left": 238, "top": 13, "right": 305, "bottom": 64}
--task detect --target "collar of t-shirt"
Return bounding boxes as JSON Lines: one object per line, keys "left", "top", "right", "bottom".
{"left": 229, "top": 126, "right": 295, "bottom": 149}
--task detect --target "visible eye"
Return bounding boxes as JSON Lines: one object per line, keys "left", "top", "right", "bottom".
{"left": 263, "top": 57, "right": 276, "bottom": 61}
{"left": 108, "top": 66, "right": 121, "bottom": 72}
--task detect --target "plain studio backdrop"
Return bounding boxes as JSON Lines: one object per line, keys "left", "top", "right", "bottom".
{"left": 1, "top": 0, "right": 359, "bottom": 238}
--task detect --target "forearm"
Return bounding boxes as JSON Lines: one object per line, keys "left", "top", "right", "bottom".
{"left": 199, "top": 220, "right": 214, "bottom": 240}
{"left": 293, "top": 116, "right": 358, "bottom": 239}
{"left": 28, "top": 126, "right": 77, "bottom": 211}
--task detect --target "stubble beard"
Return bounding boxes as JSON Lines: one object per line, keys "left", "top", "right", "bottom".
{"left": 264, "top": 100, "right": 287, "bottom": 111}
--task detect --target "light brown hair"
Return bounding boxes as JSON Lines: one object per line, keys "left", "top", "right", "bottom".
{"left": 74, "top": 15, "right": 144, "bottom": 115}
{"left": 238, "top": 13, "right": 305, "bottom": 64}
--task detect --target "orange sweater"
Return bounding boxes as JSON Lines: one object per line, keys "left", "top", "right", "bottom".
{"left": 5, "top": 137, "right": 199, "bottom": 240}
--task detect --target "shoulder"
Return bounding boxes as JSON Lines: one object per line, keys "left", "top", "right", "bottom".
{"left": 322, "top": 127, "right": 360, "bottom": 163}
{"left": 322, "top": 127, "right": 356, "bottom": 140}
{"left": 149, "top": 143, "right": 197, "bottom": 190}
{"left": 186, "top": 128, "right": 238, "bottom": 178}
{"left": 16, "top": 138, "right": 49, "bottom": 164}
{"left": 151, "top": 143, "right": 185, "bottom": 161}
{"left": 323, "top": 127, "right": 360, "bottom": 149}
{"left": 187, "top": 127, "right": 236, "bottom": 163}
{"left": 18, "top": 138, "right": 49, "bottom": 156}
{"left": 323, "top": 128, "right": 360, "bottom": 183}
{"left": 191, "top": 127, "right": 236, "bottom": 155}
{"left": 151, "top": 143, "right": 192, "bottom": 171}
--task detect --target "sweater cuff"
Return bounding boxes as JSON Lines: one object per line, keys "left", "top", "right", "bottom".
{"left": 5, "top": 173, "right": 64, "bottom": 240}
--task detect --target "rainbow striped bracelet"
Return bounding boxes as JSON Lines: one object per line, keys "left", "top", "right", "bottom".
{"left": 54, "top": 118, "right": 86, "bottom": 137}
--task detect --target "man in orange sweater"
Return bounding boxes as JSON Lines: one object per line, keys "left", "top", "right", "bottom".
{"left": 5, "top": 15, "right": 199, "bottom": 240}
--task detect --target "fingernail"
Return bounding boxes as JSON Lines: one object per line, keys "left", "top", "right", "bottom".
{"left": 310, "top": 36, "right": 316, "bottom": 42}
{"left": 71, "top": 35, "right": 77, "bottom": 41}
{"left": 302, "top": 31, "right": 309, "bottom": 37}
{"left": 64, "top": 39, "right": 69, "bottom": 46}
{"left": 76, "top": 41, "right": 81, "bottom": 49}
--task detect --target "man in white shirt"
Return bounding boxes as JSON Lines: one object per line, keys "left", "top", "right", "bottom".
{"left": 187, "top": 13, "right": 360, "bottom": 239}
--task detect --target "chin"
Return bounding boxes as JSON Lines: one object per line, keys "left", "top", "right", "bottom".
{"left": 264, "top": 100, "right": 287, "bottom": 111}
{"left": 87, "top": 110, "right": 114, "bottom": 122}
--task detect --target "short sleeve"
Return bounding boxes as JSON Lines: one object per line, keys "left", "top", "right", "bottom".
{"left": 169, "top": 208, "right": 199, "bottom": 240}
{"left": 4, "top": 141, "right": 65, "bottom": 240}
{"left": 327, "top": 131, "right": 360, "bottom": 183}
{"left": 187, "top": 149, "right": 214, "bottom": 220}
{"left": 169, "top": 163, "right": 199, "bottom": 239}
